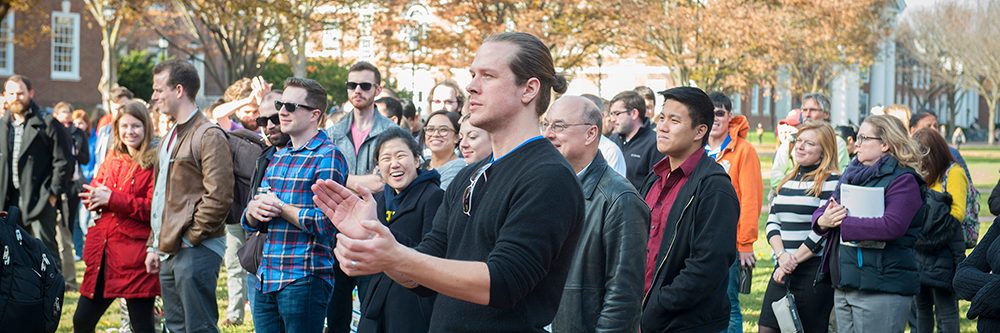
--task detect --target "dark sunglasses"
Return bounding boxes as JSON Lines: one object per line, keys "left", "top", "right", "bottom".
{"left": 255, "top": 114, "right": 280, "bottom": 127}
{"left": 274, "top": 100, "right": 319, "bottom": 113}
{"left": 714, "top": 110, "right": 728, "bottom": 117}
{"left": 346, "top": 82, "right": 374, "bottom": 91}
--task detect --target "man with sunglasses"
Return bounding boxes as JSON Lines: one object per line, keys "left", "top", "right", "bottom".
{"left": 313, "top": 32, "right": 584, "bottom": 332}
{"left": 706, "top": 92, "right": 763, "bottom": 333}
{"left": 244, "top": 77, "right": 348, "bottom": 332}
{"left": 325, "top": 61, "right": 399, "bottom": 333}
{"left": 544, "top": 96, "right": 649, "bottom": 332}
{"left": 609, "top": 90, "right": 664, "bottom": 189}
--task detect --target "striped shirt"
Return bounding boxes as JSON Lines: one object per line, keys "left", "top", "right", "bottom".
{"left": 765, "top": 166, "right": 840, "bottom": 255}
{"left": 10, "top": 117, "right": 24, "bottom": 189}
{"left": 242, "top": 131, "right": 348, "bottom": 293}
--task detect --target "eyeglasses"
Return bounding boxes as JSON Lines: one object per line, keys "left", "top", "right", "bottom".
{"left": 425, "top": 126, "right": 456, "bottom": 136}
{"left": 801, "top": 108, "right": 826, "bottom": 114}
{"left": 857, "top": 134, "right": 882, "bottom": 143}
{"left": 274, "top": 100, "right": 319, "bottom": 113}
{"left": 714, "top": 110, "right": 728, "bottom": 117}
{"left": 462, "top": 162, "right": 492, "bottom": 216}
{"left": 346, "top": 82, "right": 374, "bottom": 91}
{"left": 541, "top": 121, "right": 593, "bottom": 133}
{"left": 255, "top": 114, "right": 280, "bottom": 127}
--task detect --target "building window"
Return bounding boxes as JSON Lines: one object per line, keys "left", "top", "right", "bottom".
{"left": 0, "top": 12, "right": 13, "bottom": 76}
{"left": 50, "top": 11, "right": 80, "bottom": 81}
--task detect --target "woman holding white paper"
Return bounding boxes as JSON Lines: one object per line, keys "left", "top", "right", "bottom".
{"left": 759, "top": 122, "right": 840, "bottom": 333}
{"left": 812, "top": 115, "right": 926, "bottom": 333}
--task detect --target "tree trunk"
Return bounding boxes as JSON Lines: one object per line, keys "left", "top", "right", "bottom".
{"left": 988, "top": 93, "right": 997, "bottom": 145}
{"left": 99, "top": 26, "right": 118, "bottom": 114}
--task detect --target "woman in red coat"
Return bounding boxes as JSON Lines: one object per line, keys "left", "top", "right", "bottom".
{"left": 73, "top": 101, "right": 158, "bottom": 333}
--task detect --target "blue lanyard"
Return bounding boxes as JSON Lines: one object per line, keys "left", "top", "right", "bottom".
{"left": 489, "top": 136, "right": 544, "bottom": 164}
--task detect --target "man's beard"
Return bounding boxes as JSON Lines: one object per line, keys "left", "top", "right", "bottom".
{"left": 7, "top": 99, "right": 27, "bottom": 115}
{"left": 238, "top": 115, "right": 258, "bottom": 131}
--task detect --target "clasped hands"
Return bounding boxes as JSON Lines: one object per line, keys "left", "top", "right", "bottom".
{"left": 312, "top": 179, "right": 403, "bottom": 277}
{"left": 79, "top": 183, "right": 112, "bottom": 211}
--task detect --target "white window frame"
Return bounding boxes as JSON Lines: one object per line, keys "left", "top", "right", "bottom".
{"left": 50, "top": 11, "right": 80, "bottom": 81}
{"left": 0, "top": 12, "right": 14, "bottom": 76}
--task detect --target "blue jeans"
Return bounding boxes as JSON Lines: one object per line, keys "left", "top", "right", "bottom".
{"left": 247, "top": 274, "right": 259, "bottom": 318}
{"left": 723, "top": 260, "right": 743, "bottom": 333}
{"left": 253, "top": 276, "right": 333, "bottom": 333}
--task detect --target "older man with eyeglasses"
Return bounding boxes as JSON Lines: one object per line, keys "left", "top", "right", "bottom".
{"left": 543, "top": 95, "right": 649, "bottom": 333}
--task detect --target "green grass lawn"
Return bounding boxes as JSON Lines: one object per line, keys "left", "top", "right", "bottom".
{"left": 57, "top": 147, "right": 1000, "bottom": 332}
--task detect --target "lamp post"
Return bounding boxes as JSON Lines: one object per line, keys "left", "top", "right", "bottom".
{"left": 597, "top": 52, "right": 603, "bottom": 97}
{"left": 409, "top": 30, "right": 418, "bottom": 94}
{"left": 157, "top": 38, "right": 168, "bottom": 61}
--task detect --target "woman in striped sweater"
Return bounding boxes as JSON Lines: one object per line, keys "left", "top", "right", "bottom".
{"left": 759, "top": 122, "right": 841, "bottom": 333}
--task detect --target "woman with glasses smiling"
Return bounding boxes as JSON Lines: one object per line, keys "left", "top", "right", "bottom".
{"left": 422, "top": 110, "right": 466, "bottom": 190}
{"left": 812, "top": 115, "right": 926, "bottom": 332}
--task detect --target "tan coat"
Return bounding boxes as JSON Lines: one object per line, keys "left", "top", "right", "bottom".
{"left": 148, "top": 112, "right": 234, "bottom": 253}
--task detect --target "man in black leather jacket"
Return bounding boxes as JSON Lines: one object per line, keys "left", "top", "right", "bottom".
{"left": 545, "top": 96, "right": 649, "bottom": 333}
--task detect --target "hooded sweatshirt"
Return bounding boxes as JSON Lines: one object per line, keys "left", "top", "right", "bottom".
{"left": 707, "top": 115, "right": 763, "bottom": 253}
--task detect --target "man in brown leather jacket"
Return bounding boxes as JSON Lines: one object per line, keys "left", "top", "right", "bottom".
{"left": 145, "top": 59, "right": 234, "bottom": 333}
{"left": 545, "top": 96, "right": 649, "bottom": 333}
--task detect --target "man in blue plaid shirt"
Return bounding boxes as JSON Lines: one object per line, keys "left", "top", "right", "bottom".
{"left": 243, "top": 77, "right": 348, "bottom": 332}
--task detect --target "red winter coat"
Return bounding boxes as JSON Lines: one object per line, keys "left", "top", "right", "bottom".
{"left": 80, "top": 153, "right": 159, "bottom": 299}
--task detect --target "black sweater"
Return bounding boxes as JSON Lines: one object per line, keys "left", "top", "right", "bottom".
{"left": 954, "top": 216, "right": 1000, "bottom": 332}
{"left": 414, "top": 138, "right": 584, "bottom": 332}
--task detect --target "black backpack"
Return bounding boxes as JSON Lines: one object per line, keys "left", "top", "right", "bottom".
{"left": 0, "top": 210, "right": 65, "bottom": 333}
{"left": 191, "top": 125, "right": 266, "bottom": 225}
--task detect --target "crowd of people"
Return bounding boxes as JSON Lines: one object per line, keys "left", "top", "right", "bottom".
{"left": 1, "top": 31, "right": 999, "bottom": 333}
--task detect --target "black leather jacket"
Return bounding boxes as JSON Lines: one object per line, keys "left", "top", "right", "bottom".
{"left": 552, "top": 153, "right": 649, "bottom": 333}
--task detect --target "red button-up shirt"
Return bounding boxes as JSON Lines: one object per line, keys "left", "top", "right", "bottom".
{"left": 643, "top": 151, "right": 703, "bottom": 292}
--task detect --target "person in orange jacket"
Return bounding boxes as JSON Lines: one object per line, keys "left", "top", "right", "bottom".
{"left": 706, "top": 92, "right": 763, "bottom": 333}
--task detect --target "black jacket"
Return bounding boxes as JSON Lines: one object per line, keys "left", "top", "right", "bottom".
{"left": 0, "top": 102, "right": 72, "bottom": 222}
{"left": 359, "top": 170, "right": 444, "bottom": 333}
{"left": 552, "top": 153, "right": 649, "bottom": 333}
{"left": 611, "top": 123, "right": 664, "bottom": 190}
{"left": 954, "top": 216, "right": 1000, "bottom": 332}
{"left": 638, "top": 153, "right": 738, "bottom": 333}
{"left": 62, "top": 124, "right": 89, "bottom": 168}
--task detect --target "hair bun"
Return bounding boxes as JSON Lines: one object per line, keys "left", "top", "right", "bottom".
{"left": 552, "top": 74, "right": 568, "bottom": 94}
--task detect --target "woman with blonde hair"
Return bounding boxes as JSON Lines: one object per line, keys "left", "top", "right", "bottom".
{"left": 74, "top": 101, "right": 159, "bottom": 333}
{"left": 812, "top": 115, "right": 926, "bottom": 332}
{"left": 759, "top": 122, "right": 841, "bottom": 333}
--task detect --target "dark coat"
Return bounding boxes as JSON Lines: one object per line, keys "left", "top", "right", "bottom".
{"left": 917, "top": 171, "right": 967, "bottom": 290}
{"left": 0, "top": 102, "right": 72, "bottom": 222}
{"left": 638, "top": 153, "right": 739, "bottom": 333}
{"left": 358, "top": 170, "right": 443, "bottom": 333}
{"left": 80, "top": 153, "right": 159, "bottom": 299}
{"left": 552, "top": 153, "right": 648, "bottom": 333}
{"left": 954, "top": 216, "right": 1000, "bottom": 332}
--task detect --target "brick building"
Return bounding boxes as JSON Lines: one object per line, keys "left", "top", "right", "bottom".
{"left": 1, "top": 0, "right": 102, "bottom": 111}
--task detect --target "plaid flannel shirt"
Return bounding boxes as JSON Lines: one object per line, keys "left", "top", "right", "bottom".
{"left": 243, "top": 131, "right": 348, "bottom": 293}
